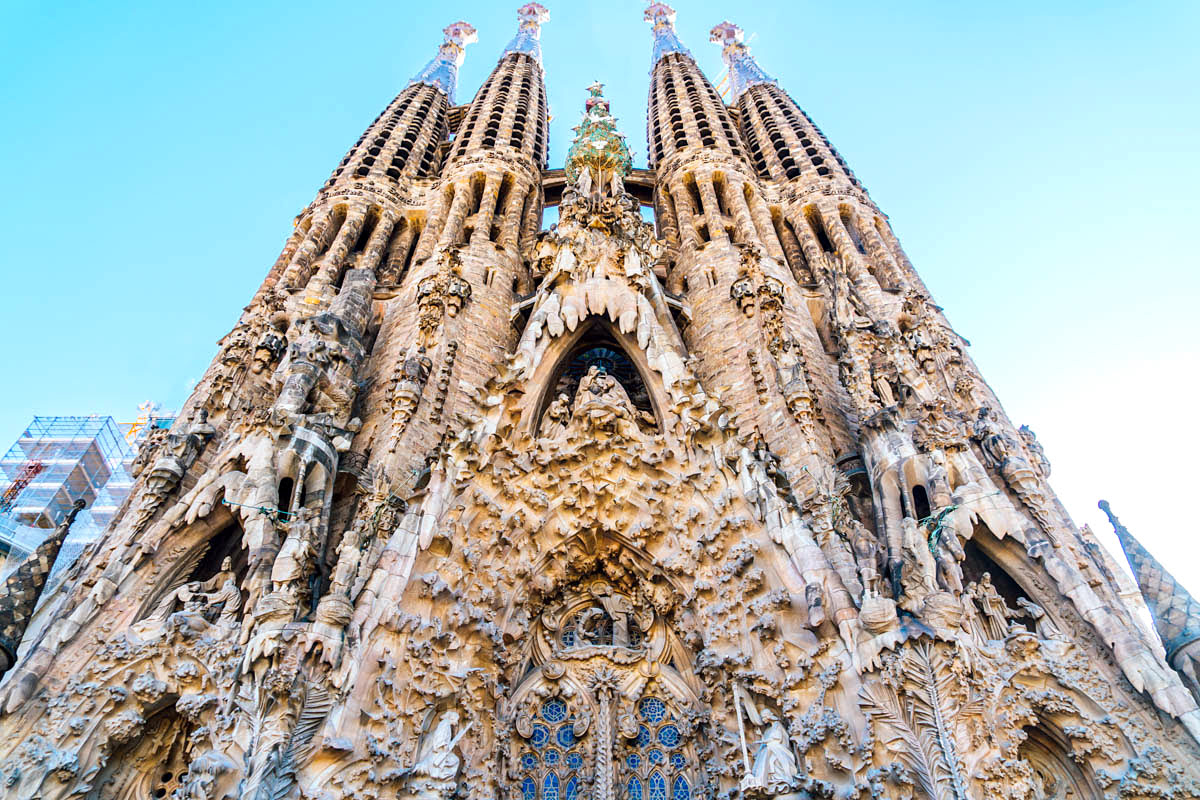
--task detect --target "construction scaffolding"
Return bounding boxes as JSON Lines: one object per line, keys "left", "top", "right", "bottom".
{"left": 0, "top": 416, "right": 137, "bottom": 577}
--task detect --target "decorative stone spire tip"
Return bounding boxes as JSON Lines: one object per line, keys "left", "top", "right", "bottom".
{"left": 709, "top": 20, "right": 776, "bottom": 101}
{"left": 645, "top": 2, "right": 691, "bottom": 66}
{"left": 409, "top": 21, "right": 478, "bottom": 104}
{"left": 503, "top": 3, "right": 550, "bottom": 65}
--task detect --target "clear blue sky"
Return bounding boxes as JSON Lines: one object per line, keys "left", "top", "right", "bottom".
{"left": 1, "top": 1, "right": 1197, "bottom": 594}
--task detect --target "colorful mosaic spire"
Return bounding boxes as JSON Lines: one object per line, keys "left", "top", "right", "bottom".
{"left": 565, "top": 82, "right": 633, "bottom": 185}
{"left": 1102, "top": 500, "right": 1200, "bottom": 660}
{"left": 709, "top": 21, "right": 777, "bottom": 101}
{"left": 408, "top": 21, "right": 478, "bottom": 105}
{"left": 503, "top": 3, "right": 550, "bottom": 65}
{"left": 0, "top": 499, "right": 85, "bottom": 674}
{"left": 644, "top": 3, "right": 691, "bottom": 66}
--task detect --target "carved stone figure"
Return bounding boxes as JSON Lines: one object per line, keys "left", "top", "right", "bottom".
{"left": 543, "top": 392, "right": 571, "bottom": 438}
{"left": 131, "top": 557, "right": 240, "bottom": 640}
{"left": 251, "top": 326, "right": 287, "bottom": 375}
{"left": 392, "top": 345, "right": 434, "bottom": 434}
{"left": 132, "top": 410, "right": 216, "bottom": 531}
{"left": 271, "top": 507, "right": 319, "bottom": 601}
{"left": 743, "top": 709, "right": 800, "bottom": 794}
{"left": 969, "top": 573, "right": 1016, "bottom": 640}
{"left": 405, "top": 711, "right": 465, "bottom": 799}
{"left": 848, "top": 517, "right": 882, "bottom": 600}
{"left": 1019, "top": 424, "right": 1052, "bottom": 478}
{"left": 898, "top": 515, "right": 938, "bottom": 612}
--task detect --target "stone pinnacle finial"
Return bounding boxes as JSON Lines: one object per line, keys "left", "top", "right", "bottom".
{"left": 566, "top": 82, "right": 632, "bottom": 185}
{"left": 503, "top": 3, "right": 551, "bottom": 65}
{"left": 0, "top": 498, "right": 86, "bottom": 676}
{"left": 644, "top": 3, "right": 691, "bottom": 66}
{"left": 409, "top": 21, "right": 479, "bottom": 104}
{"left": 709, "top": 21, "right": 777, "bottom": 101}
{"left": 1101, "top": 500, "right": 1200, "bottom": 661}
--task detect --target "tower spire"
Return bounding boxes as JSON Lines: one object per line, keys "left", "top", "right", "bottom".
{"left": 1101, "top": 500, "right": 1200, "bottom": 661}
{"left": 502, "top": 3, "right": 550, "bottom": 65}
{"left": 408, "top": 21, "right": 478, "bottom": 105}
{"left": 709, "top": 21, "right": 776, "bottom": 102}
{"left": 0, "top": 499, "right": 85, "bottom": 676}
{"left": 644, "top": 3, "right": 691, "bottom": 66}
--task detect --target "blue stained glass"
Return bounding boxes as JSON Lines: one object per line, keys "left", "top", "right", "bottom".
{"left": 649, "top": 771, "right": 667, "bottom": 800}
{"left": 522, "top": 777, "right": 537, "bottom": 800}
{"left": 521, "top": 752, "right": 538, "bottom": 769}
{"left": 657, "top": 725, "right": 680, "bottom": 748}
{"left": 545, "top": 748, "right": 561, "bottom": 766}
{"left": 627, "top": 753, "right": 642, "bottom": 769}
{"left": 532, "top": 724, "right": 550, "bottom": 748}
{"left": 562, "top": 628, "right": 576, "bottom": 647}
{"left": 672, "top": 777, "right": 690, "bottom": 800}
{"left": 670, "top": 753, "right": 685, "bottom": 769}
{"left": 543, "top": 699, "right": 568, "bottom": 722}
{"left": 640, "top": 697, "right": 666, "bottom": 723}
{"left": 627, "top": 777, "right": 643, "bottom": 800}
{"left": 648, "top": 749, "right": 664, "bottom": 765}
{"left": 557, "top": 725, "right": 575, "bottom": 748}
{"left": 544, "top": 773, "right": 560, "bottom": 800}
{"left": 567, "top": 752, "right": 584, "bottom": 770}
{"left": 566, "top": 777, "right": 579, "bottom": 800}
{"left": 637, "top": 725, "right": 652, "bottom": 748}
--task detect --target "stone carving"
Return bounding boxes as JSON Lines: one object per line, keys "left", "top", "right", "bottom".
{"left": 131, "top": 556, "right": 241, "bottom": 641}
{"left": 132, "top": 411, "right": 216, "bottom": 532}
{"left": 973, "top": 406, "right": 1060, "bottom": 531}
{"left": 391, "top": 345, "right": 433, "bottom": 433}
{"left": 404, "top": 711, "right": 467, "bottom": 799}
{"left": 735, "top": 686, "right": 800, "bottom": 795}
{"left": 913, "top": 399, "right": 969, "bottom": 454}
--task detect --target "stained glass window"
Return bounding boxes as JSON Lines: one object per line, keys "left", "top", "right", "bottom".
{"left": 519, "top": 699, "right": 586, "bottom": 800}
{"left": 532, "top": 724, "right": 550, "bottom": 748}
{"left": 657, "top": 725, "right": 679, "bottom": 748}
{"left": 622, "top": 697, "right": 691, "bottom": 800}
{"left": 649, "top": 771, "right": 667, "bottom": 800}
{"left": 557, "top": 726, "right": 575, "bottom": 748}
{"left": 543, "top": 699, "right": 568, "bottom": 722}
{"left": 640, "top": 698, "right": 666, "bottom": 723}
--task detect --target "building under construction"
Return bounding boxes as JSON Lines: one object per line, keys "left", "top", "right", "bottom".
{"left": 0, "top": 416, "right": 138, "bottom": 577}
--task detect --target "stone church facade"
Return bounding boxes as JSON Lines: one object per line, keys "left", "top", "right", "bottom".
{"left": 2, "top": 5, "right": 1198, "bottom": 799}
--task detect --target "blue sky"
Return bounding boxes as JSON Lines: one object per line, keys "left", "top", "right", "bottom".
{"left": 1, "top": 1, "right": 1197, "bottom": 594}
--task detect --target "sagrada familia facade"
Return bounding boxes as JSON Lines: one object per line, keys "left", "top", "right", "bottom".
{"left": 2, "top": 5, "right": 1199, "bottom": 799}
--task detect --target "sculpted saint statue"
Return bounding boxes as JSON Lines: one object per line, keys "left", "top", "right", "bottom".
{"left": 272, "top": 507, "right": 319, "bottom": 599}
{"left": 404, "top": 710, "right": 467, "bottom": 799}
